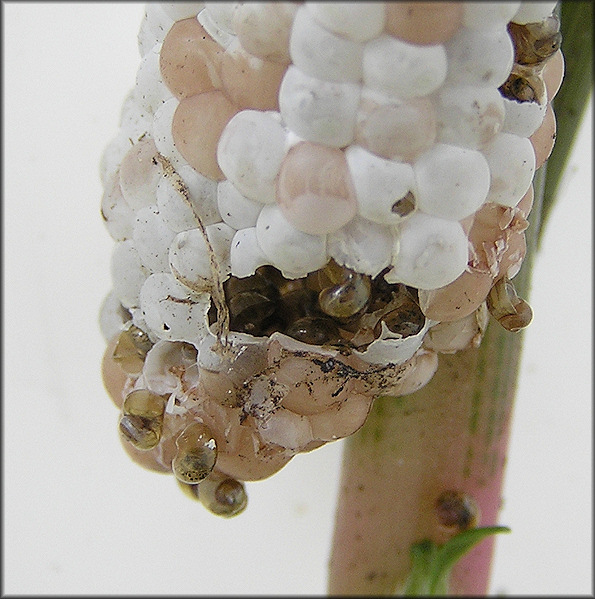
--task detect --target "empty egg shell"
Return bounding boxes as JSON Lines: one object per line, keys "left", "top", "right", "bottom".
{"left": 139, "top": 272, "right": 211, "bottom": 342}
{"left": 346, "top": 145, "right": 416, "bottom": 226}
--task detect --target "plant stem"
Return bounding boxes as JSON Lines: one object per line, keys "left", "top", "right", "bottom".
{"left": 540, "top": 1, "right": 593, "bottom": 240}
{"left": 327, "top": 317, "right": 524, "bottom": 595}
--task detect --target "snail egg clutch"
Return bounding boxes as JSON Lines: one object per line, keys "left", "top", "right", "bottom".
{"left": 100, "top": 1, "right": 562, "bottom": 515}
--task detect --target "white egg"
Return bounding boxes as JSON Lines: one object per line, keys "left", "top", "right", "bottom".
{"left": 345, "top": 145, "right": 415, "bottom": 225}
{"left": 305, "top": 2, "right": 385, "bottom": 42}
{"left": 445, "top": 26, "right": 514, "bottom": 88}
{"left": 217, "top": 110, "right": 288, "bottom": 204}
{"left": 290, "top": 6, "right": 364, "bottom": 83}
{"left": 363, "top": 35, "right": 448, "bottom": 100}
{"left": 279, "top": 65, "right": 361, "bottom": 148}
{"left": 256, "top": 204, "right": 328, "bottom": 279}
{"left": 482, "top": 132, "right": 536, "bottom": 207}
{"left": 229, "top": 227, "right": 270, "bottom": 278}
{"left": 414, "top": 143, "right": 490, "bottom": 221}
{"left": 133, "top": 205, "right": 177, "bottom": 273}
{"left": 327, "top": 216, "right": 395, "bottom": 278}
{"left": 385, "top": 212, "right": 469, "bottom": 290}
{"left": 217, "top": 180, "right": 262, "bottom": 230}
{"left": 111, "top": 240, "right": 150, "bottom": 308}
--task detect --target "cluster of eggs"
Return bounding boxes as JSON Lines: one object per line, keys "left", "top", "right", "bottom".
{"left": 100, "top": 2, "right": 563, "bottom": 516}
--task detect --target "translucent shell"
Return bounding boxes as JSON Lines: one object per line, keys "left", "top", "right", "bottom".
{"left": 363, "top": 35, "right": 448, "bottom": 100}
{"left": 172, "top": 422, "right": 218, "bottom": 484}
{"left": 119, "top": 389, "right": 168, "bottom": 451}
{"left": 486, "top": 277, "right": 533, "bottom": 332}
{"left": 189, "top": 397, "right": 293, "bottom": 481}
{"left": 112, "top": 322, "right": 154, "bottom": 375}
{"left": 306, "top": 2, "right": 385, "bottom": 43}
{"left": 285, "top": 316, "right": 342, "bottom": 346}
{"left": 508, "top": 15, "right": 561, "bottom": 66}
{"left": 159, "top": 18, "right": 223, "bottom": 100}
{"left": 413, "top": 143, "right": 490, "bottom": 221}
{"left": 228, "top": 290, "right": 279, "bottom": 336}
{"left": 374, "top": 296, "right": 425, "bottom": 339}
{"left": 172, "top": 91, "right": 238, "bottom": 180}
{"left": 278, "top": 66, "right": 360, "bottom": 148}
{"left": 385, "top": 2, "right": 463, "bottom": 45}
{"left": 276, "top": 142, "right": 358, "bottom": 235}
{"left": 355, "top": 95, "right": 437, "bottom": 163}
{"left": 217, "top": 110, "right": 288, "bottom": 204}
{"left": 193, "top": 471, "right": 248, "bottom": 517}
{"left": 318, "top": 271, "right": 371, "bottom": 320}
{"left": 289, "top": 6, "right": 364, "bottom": 83}
{"left": 102, "top": 334, "right": 131, "bottom": 409}
{"left": 233, "top": 2, "right": 297, "bottom": 63}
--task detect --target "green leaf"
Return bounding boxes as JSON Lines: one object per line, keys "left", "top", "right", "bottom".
{"left": 402, "top": 527, "right": 511, "bottom": 596}
{"left": 429, "top": 526, "right": 511, "bottom": 594}
{"left": 540, "top": 1, "right": 593, "bottom": 243}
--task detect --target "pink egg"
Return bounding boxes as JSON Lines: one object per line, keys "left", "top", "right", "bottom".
{"left": 172, "top": 91, "right": 238, "bottom": 180}
{"left": 385, "top": 2, "right": 463, "bottom": 45}
{"left": 276, "top": 142, "right": 357, "bottom": 235}
{"left": 530, "top": 102, "right": 556, "bottom": 169}
{"left": 159, "top": 18, "right": 223, "bottom": 100}
{"left": 220, "top": 43, "right": 288, "bottom": 111}
{"left": 543, "top": 49, "right": 564, "bottom": 101}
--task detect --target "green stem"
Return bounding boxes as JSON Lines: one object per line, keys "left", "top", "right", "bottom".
{"left": 540, "top": 1, "right": 593, "bottom": 241}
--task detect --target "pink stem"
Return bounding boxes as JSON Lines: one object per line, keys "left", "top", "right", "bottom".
{"left": 328, "top": 320, "right": 523, "bottom": 595}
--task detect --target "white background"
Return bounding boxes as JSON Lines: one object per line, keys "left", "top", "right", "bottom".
{"left": 3, "top": 3, "right": 592, "bottom": 595}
